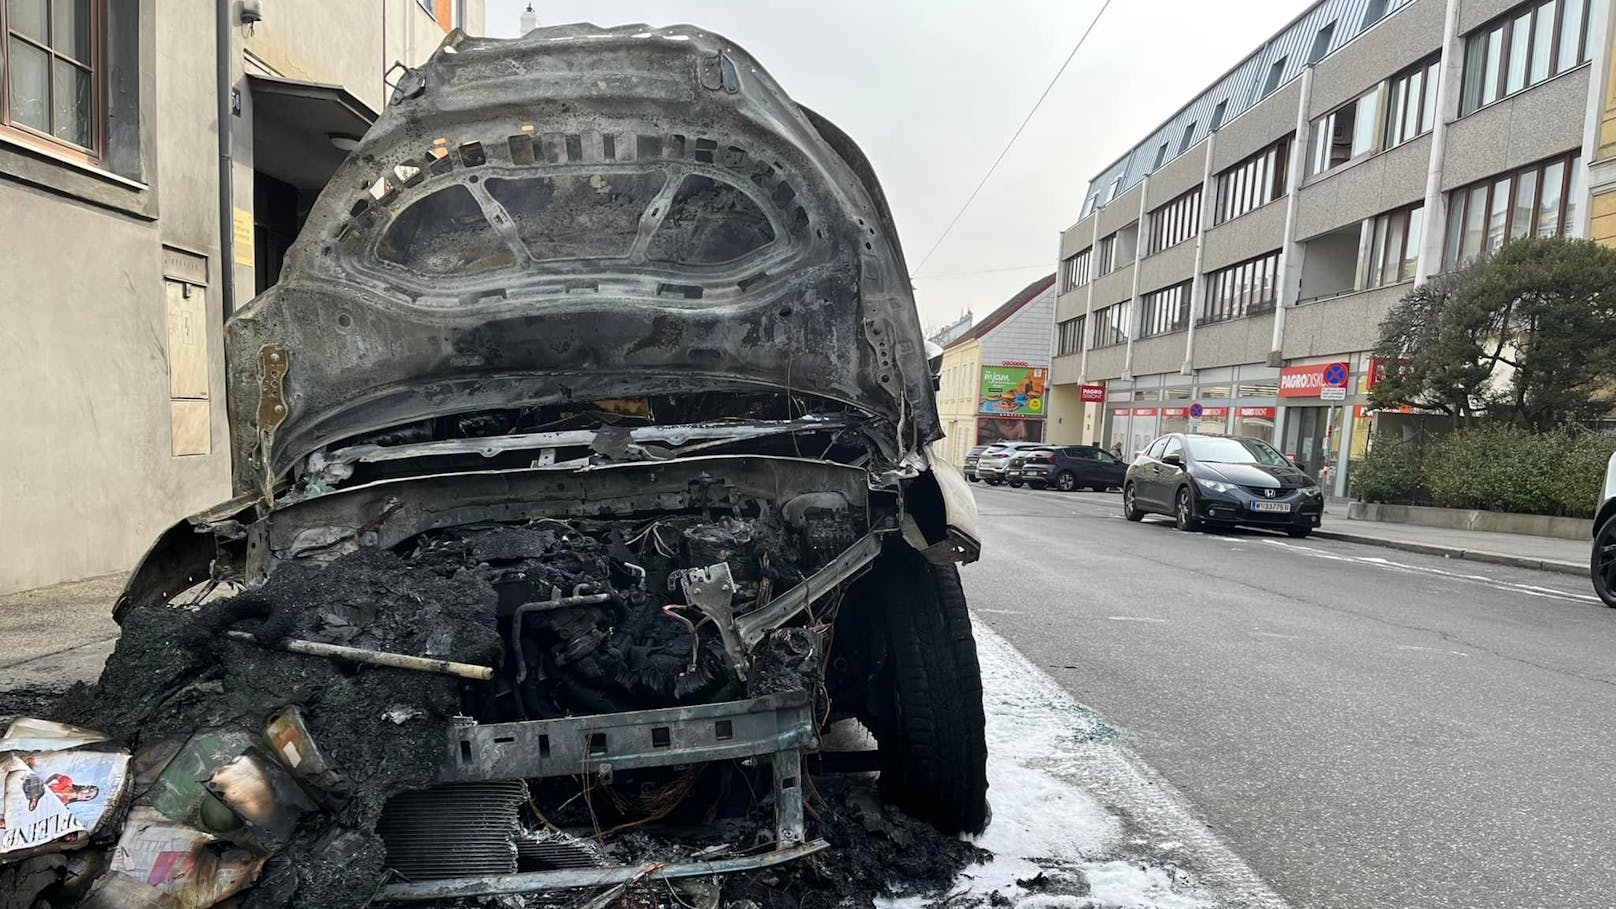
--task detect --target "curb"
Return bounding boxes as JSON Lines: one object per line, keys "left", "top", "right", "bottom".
{"left": 1310, "top": 529, "right": 1586, "bottom": 577}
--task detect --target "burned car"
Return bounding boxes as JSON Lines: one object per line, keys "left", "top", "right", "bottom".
{"left": 67, "top": 22, "right": 988, "bottom": 907}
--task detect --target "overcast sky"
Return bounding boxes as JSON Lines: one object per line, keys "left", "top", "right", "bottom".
{"left": 484, "top": 0, "right": 1313, "bottom": 331}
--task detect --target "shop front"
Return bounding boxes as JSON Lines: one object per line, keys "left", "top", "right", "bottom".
{"left": 1276, "top": 358, "right": 1366, "bottom": 495}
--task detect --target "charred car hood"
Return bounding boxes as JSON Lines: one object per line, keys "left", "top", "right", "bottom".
{"left": 226, "top": 24, "right": 938, "bottom": 493}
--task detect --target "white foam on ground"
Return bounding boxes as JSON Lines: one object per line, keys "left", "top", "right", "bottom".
{"left": 879, "top": 623, "right": 1216, "bottom": 908}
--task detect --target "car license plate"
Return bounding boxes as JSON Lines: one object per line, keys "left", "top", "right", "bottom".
{"left": 1251, "top": 501, "right": 1291, "bottom": 513}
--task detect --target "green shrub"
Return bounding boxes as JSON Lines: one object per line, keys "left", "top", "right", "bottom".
{"left": 1351, "top": 438, "right": 1425, "bottom": 504}
{"left": 1359, "top": 426, "right": 1616, "bottom": 517}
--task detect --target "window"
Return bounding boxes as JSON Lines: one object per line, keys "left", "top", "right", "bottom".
{"left": 1262, "top": 58, "right": 1287, "bottom": 97}
{"left": 1061, "top": 248, "right": 1092, "bottom": 292}
{"left": 1161, "top": 437, "right": 1184, "bottom": 462}
{"left": 1460, "top": 0, "right": 1591, "bottom": 115}
{"left": 1105, "top": 175, "right": 1124, "bottom": 202}
{"left": 1095, "top": 233, "right": 1117, "bottom": 277}
{"left": 1147, "top": 186, "right": 1202, "bottom": 255}
{"left": 2, "top": 0, "right": 104, "bottom": 159}
{"left": 1057, "top": 316, "right": 1086, "bottom": 356}
{"left": 1385, "top": 57, "right": 1440, "bottom": 148}
{"left": 1092, "top": 301, "right": 1130, "bottom": 348}
{"left": 1153, "top": 142, "right": 1169, "bottom": 171}
{"left": 1140, "top": 282, "right": 1191, "bottom": 338}
{"left": 1204, "top": 250, "right": 1281, "bottom": 323}
{"left": 1214, "top": 137, "right": 1290, "bottom": 224}
{"left": 1310, "top": 22, "right": 1336, "bottom": 64}
{"left": 1442, "top": 152, "right": 1581, "bottom": 268}
{"left": 1178, "top": 122, "right": 1197, "bottom": 154}
{"left": 1308, "top": 90, "right": 1380, "bottom": 175}
{"left": 1210, "top": 100, "right": 1228, "bottom": 130}
{"left": 1363, "top": 204, "right": 1424, "bottom": 288}
{"left": 1081, "top": 192, "right": 1101, "bottom": 217}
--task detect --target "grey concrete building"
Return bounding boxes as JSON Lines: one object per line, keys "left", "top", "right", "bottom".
{"left": 0, "top": 1, "right": 484, "bottom": 595}
{"left": 1049, "top": 0, "right": 1616, "bottom": 495}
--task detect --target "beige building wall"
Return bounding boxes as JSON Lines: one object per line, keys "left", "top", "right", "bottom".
{"left": 0, "top": 1, "right": 484, "bottom": 595}
{"left": 937, "top": 340, "right": 982, "bottom": 467}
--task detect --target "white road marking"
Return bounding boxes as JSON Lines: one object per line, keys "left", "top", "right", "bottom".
{"left": 1396, "top": 645, "right": 1471, "bottom": 657}
{"left": 1249, "top": 630, "right": 1302, "bottom": 640}
{"left": 977, "top": 608, "right": 1026, "bottom": 616}
{"left": 1108, "top": 616, "right": 1169, "bottom": 624}
{"left": 1262, "top": 539, "right": 1600, "bottom": 605}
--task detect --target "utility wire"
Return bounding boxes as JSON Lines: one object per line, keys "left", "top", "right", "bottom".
{"left": 912, "top": 264, "right": 1053, "bottom": 281}
{"left": 912, "top": 0, "right": 1113, "bottom": 276}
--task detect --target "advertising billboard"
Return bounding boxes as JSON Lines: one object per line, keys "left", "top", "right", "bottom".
{"left": 978, "top": 365, "right": 1047, "bottom": 418}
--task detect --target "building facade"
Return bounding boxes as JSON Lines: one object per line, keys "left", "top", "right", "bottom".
{"left": 1050, "top": 0, "right": 1615, "bottom": 495}
{"left": 938, "top": 275, "right": 1056, "bottom": 466}
{"left": 0, "top": 0, "right": 484, "bottom": 595}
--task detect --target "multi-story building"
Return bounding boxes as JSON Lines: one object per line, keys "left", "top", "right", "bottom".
{"left": 1049, "top": 0, "right": 1615, "bottom": 494}
{"left": 0, "top": 1, "right": 484, "bottom": 595}
{"left": 937, "top": 275, "right": 1056, "bottom": 466}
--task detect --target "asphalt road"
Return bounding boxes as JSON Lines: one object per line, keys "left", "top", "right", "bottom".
{"left": 962, "top": 483, "right": 1616, "bottom": 909}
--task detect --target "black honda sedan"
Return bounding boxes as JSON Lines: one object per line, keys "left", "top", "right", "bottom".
{"left": 1123, "top": 434, "right": 1323, "bottom": 537}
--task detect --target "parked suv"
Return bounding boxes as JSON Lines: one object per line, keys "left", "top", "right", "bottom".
{"left": 1011, "top": 445, "right": 1127, "bottom": 492}
{"left": 975, "top": 442, "right": 1044, "bottom": 485}
{"left": 1593, "top": 451, "right": 1616, "bottom": 607}
{"left": 1124, "top": 434, "right": 1323, "bottom": 536}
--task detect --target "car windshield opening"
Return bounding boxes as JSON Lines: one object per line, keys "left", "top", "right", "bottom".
{"left": 1186, "top": 436, "right": 1289, "bottom": 466}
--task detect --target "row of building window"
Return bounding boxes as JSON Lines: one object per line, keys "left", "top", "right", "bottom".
{"left": 1147, "top": 187, "right": 1201, "bottom": 255}
{"left": 1139, "top": 281, "right": 1191, "bottom": 338}
{"left": 1364, "top": 203, "right": 1424, "bottom": 289}
{"left": 1461, "top": 0, "right": 1589, "bottom": 115}
{"left": 1205, "top": 250, "right": 1281, "bottom": 323}
{"left": 1056, "top": 314, "right": 1086, "bottom": 356}
{"left": 1443, "top": 151, "right": 1581, "bottom": 269}
{"left": 1079, "top": 0, "right": 1592, "bottom": 233}
{"left": 1214, "top": 138, "right": 1289, "bottom": 224}
{"left": 1061, "top": 247, "right": 1091, "bottom": 292}
{"left": 1092, "top": 301, "right": 1129, "bottom": 348}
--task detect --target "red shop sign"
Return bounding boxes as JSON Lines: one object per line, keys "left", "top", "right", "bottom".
{"left": 1080, "top": 383, "right": 1107, "bottom": 402}
{"left": 1162, "top": 407, "right": 1190, "bottom": 418}
{"left": 1114, "top": 408, "right": 1132, "bottom": 416}
{"left": 1236, "top": 406, "right": 1276, "bottom": 418}
{"left": 1200, "top": 406, "right": 1230, "bottom": 418}
{"left": 1279, "top": 361, "right": 1350, "bottom": 397}
{"left": 1132, "top": 407, "right": 1159, "bottom": 417}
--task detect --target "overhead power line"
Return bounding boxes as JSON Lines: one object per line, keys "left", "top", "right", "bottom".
{"left": 912, "top": 0, "right": 1113, "bottom": 276}
{"left": 911, "top": 264, "right": 1053, "bottom": 281}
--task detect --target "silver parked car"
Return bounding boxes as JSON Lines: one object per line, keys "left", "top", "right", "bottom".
{"left": 1593, "top": 450, "right": 1616, "bottom": 607}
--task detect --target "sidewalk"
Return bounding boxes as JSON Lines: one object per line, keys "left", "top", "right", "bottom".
{"left": 0, "top": 574, "right": 124, "bottom": 703}
{"left": 1313, "top": 516, "right": 1589, "bottom": 576}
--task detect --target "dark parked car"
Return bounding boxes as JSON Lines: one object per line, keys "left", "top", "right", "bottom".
{"left": 1008, "top": 445, "right": 1127, "bottom": 491}
{"left": 1123, "top": 434, "right": 1323, "bottom": 537}
{"left": 963, "top": 444, "right": 993, "bottom": 482}
{"left": 1593, "top": 451, "right": 1616, "bottom": 607}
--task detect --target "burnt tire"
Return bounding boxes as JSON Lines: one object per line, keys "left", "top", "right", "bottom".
{"left": 858, "top": 546, "right": 990, "bottom": 835}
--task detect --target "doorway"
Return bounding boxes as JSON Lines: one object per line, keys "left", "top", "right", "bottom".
{"left": 1282, "top": 405, "right": 1343, "bottom": 481}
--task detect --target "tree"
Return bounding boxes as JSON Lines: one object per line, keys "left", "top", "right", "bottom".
{"left": 1370, "top": 237, "right": 1616, "bottom": 430}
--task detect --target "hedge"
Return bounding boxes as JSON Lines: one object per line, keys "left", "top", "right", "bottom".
{"left": 1353, "top": 426, "right": 1616, "bottom": 518}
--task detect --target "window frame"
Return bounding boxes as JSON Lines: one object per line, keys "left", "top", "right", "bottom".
{"left": 1146, "top": 185, "right": 1202, "bottom": 255}
{"left": 1384, "top": 56, "right": 1440, "bottom": 149}
{"left": 1139, "top": 281, "right": 1192, "bottom": 339}
{"left": 1214, "top": 137, "right": 1290, "bottom": 224}
{"left": 1309, "top": 88, "right": 1382, "bottom": 177}
{"left": 1362, "top": 203, "right": 1424, "bottom": 288}
{"left": 1061, "top": 248, "right": 1092, "bottom": 292}
{"left": 1204, "top": 250, "right": 1281, "bottom": 323}
{"left": 1460, "top": 0, "right": 1592, "bottom": 116}
{"left": 1057, "top": 315, "right": 1087, "bottom": 356}
{"left": 0, "top": 0, "right": 108, "bottom": 164}
{"left": 1442, "top": 151, "right": 1579, "bottom": 269}
{"left": 1092, "top": 300, "right": 1130, "bottom": 348}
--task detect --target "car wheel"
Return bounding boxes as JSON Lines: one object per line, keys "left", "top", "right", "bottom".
{"left": 1055, "top": 471, "right": 1077, "bottom": 492}
{"left": 1591, "top": 515, "right": 1616, "bottom": 607}
{"left": 850, "top": 545, "right": 990, "bottom": 835}
{"left": 1008, "top": 479, "right": 1023, "bottom": 488}
{"left": 1174, "top": 487, "right": 1200, "bottom": 532}
{"left": 1286, "top": 527, "right": 1312, "bottom": 539}
{"left": 966, "top": 475, "right": 979, "bottom": 483}
{"left": 1123, "top": 483, "right": 1144, "bottom": 522}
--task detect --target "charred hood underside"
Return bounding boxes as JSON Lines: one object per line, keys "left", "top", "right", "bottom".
{"left": 228, "top": 24, "right": 940, "bottom": 494}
